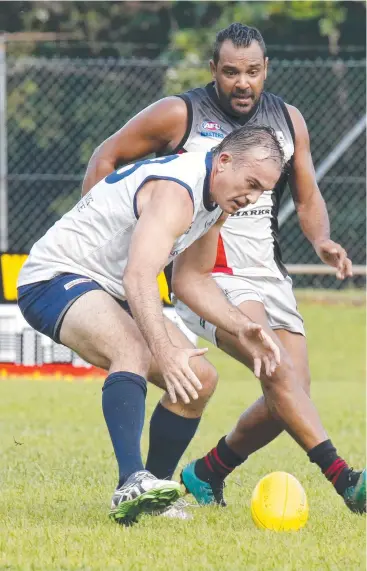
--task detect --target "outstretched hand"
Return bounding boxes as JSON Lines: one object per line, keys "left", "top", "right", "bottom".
{"left": 238, "top": 321, "right": 281, "bottom": 378}
{"left": 316, "top": 239, "right": 353, "bottom": 280}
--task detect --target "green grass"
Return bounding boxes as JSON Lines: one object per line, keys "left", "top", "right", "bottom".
{"left": 0, "top": 299, "right": 365, "bottom": 570}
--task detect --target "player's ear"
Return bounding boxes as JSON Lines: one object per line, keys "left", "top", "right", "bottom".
{"left": 217, "top": 152, "right": 232, "bottom": 171}
{"left": 209, "top": 59, "right": 216, "bottom": 80}
{"left": 264, "top": 57, "right": 269, "bottom": 81}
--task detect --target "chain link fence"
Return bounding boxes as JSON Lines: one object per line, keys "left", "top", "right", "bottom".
{"left": 266, "top": 60, "right": 366, "bottom": 288}
{"left": 2, "top": 52, "right": 366, "bottom": 288}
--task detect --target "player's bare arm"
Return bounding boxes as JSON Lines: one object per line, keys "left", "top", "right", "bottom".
{"left": 124, "top": 179, "right": 207, "bottom": 405}
{"left": 82, "top": 97, "right": 188, "bottom": 195}
{"left": 287, "top": 104, "right": 352, "bottom": 280}
{"left": 172, "top": 217, "right": 280, "bottom": 378}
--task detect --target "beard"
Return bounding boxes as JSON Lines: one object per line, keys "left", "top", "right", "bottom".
{"left": 215, "top": 82, "right": 261, "bottom": 117}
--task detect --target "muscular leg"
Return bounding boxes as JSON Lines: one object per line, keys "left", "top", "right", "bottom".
{"left": 60, "top": 290, "right": 217, "bottom": 405}
{"left": 146, "top": 318, "right": 218, "bottom": 479}
{"left": 227, "top": 328, "right": 310, "bottom": 457}
{"left": 148, "top": 317, "right": 218, "bottom": 416}
{"left": 60, "top": 290, "right": 151, "bottom": 373}
{"left": 219, "top": 301, "right": 310, "bottom": 457}
{"left": 60, "top": 290, "right": 153, "bottom": 485}
{"left": 217, "top": 300, "right": 325, "bottom": 453}
{"left": 60, "top": 290, "right": 218, "bottom": 482}
{"left": 186, "top": 301, "right": 363, "bottom": 509}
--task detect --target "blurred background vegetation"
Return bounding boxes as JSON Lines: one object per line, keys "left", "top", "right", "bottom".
{"left": 1, "top": 1, "right": 365, "bottom": 60}
{"left": 1, "top": 2, "right": 366, "bottom": 288}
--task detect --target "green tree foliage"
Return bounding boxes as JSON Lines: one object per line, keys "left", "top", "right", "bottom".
{"left": 2, "top": 1, "right": 173, "bottom": 57}
{"left": 1, "top": 1, "right": 365, "bottom": 58}
{"left": 2, "top": 1, "right": 365, "bottom": 248}
{"left": 164, "top": 0, "right": 364, "bottom": 94}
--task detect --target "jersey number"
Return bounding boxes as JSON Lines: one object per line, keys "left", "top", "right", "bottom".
{"left": 105, "top": 155, "right": 179, "bottom": 184}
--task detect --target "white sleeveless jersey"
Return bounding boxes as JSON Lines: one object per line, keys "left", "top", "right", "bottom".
{"left": 174, "top": 86, "right": 295, "bottom": 280}
{"left": 18, "top": 153, "right": 222, "bottom": 299}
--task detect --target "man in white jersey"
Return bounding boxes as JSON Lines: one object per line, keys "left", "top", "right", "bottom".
{"left": 17, "top": 126, "right": 283, "bottom": 525}
{"left": 82, "top": 23, "right": 365, "bottom": 514}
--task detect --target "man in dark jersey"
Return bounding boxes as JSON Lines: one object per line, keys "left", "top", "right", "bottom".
{"left": 83, "top": 23, "right": 365, "bottom": 515}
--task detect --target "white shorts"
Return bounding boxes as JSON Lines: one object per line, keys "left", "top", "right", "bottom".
{"left": 175, "top": 274, "right": 305, "bottom": 346}
{"left": 163, "top": 306, "right": 198, "bottom": 346}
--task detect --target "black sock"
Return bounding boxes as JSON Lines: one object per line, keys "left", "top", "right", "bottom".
{"left": 145, "top": 402, "right": 200, "bottom": 480}
{"left": 102, "top": 371, "right": 147, "bottom": 488}
{"left": 195, "top": 436, "right": 246, "bottom": 483}
{"left": 308, "top": 439, "right": 355, "bottom": 495}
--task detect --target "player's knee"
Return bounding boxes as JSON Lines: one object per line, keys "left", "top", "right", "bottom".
{"left": 184, "top": 360, "right": 218, "bottom": 414}
{"left": 261, "top": 353, "right": 295, "bottom": 390}
{"left": 274, "top": 355, "right": 311, "bottom": 398}
{"left": 198, "top": 360, "right": 218, "bottom": 401}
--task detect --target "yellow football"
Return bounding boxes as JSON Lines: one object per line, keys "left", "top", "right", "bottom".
{"left": 251, "top": 471, "right": 309, "bottom": 531}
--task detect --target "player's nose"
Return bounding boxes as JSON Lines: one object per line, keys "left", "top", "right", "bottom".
{"left": 235, "top": 74, "right": 251, "bottom": 90}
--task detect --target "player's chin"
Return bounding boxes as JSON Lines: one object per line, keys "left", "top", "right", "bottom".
{"left": 230, "top": 100, "right": 254, "bottom": 115}
{"left": 224, "top": 203, "right": 239, "bottom": 215}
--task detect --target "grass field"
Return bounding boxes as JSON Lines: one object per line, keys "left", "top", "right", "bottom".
{"left": 0, "top": 296, "right": 365, "bottom": 571}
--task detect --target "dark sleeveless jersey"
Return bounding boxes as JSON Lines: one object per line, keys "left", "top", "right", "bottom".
{"left": 171, "top": 82, "right": 295, "bottom": 279}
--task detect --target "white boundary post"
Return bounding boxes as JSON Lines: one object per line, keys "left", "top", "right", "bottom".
{"left": 286, "top": 264, "right": 366, "bottom": 275}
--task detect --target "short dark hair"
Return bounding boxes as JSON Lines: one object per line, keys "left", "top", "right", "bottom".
{"left": 212, "top": 125, "right": 284, "bottom": 171}
{"left": 213, "top": 22, "right": 266, "bottom": 65}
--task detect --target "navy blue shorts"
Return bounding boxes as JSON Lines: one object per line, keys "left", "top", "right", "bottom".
{"left": 17, "top": 273, "right": 131, "bottom": 343}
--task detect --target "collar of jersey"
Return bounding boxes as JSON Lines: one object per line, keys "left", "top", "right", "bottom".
{"left": 203, "top": 152, "right": 217, "bottom": 212}
{"left": 205, "top": 82, "right": 260, "bottom": 125}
